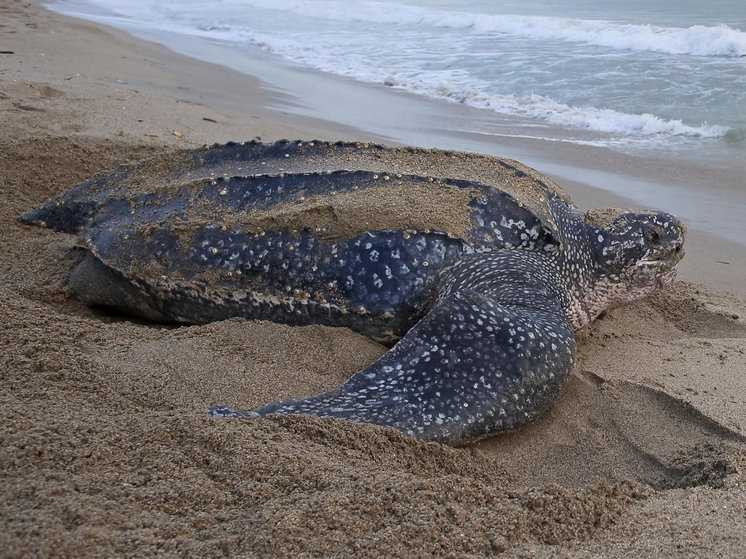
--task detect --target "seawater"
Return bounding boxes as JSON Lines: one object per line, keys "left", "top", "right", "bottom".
{"left": 51, "top": 0, "right": 746, "bottom": 160}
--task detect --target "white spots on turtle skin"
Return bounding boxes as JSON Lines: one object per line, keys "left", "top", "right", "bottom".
{"left": 467, "top": 190, "right": 556, "bottom": 254}
{"left": 252, "top": 284, "right": 575, "bottom": 444}
{"left": 186, "top": 224, "right": 466, "bottom": 328}
{"left": 500, "top": 216, "right": 526, "bottom": 230}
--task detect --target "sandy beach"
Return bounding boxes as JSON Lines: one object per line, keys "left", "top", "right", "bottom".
{"left": 2, "top": 0, "right": 746, "bottom": 557}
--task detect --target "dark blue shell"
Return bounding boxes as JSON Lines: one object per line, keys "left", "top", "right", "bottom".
{"left": 18, "top": 141, "right": 567, "bottom": 342}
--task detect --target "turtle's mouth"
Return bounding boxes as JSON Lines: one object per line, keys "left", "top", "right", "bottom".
{"left": 629, "top": 250, "right": 684, "bottom": 288}
{"left": 635, "top": 251, "right": 684, "bottom": 270}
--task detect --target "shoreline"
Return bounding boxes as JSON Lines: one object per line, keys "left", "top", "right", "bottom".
{"left": 3, "top": 1, "right": 746, "bottom": 557}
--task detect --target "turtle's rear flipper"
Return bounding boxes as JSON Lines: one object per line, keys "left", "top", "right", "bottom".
{"left": 221, "top": 289, "right": 576, "bottom": 445}
{"left": 69, "top": 251, "right": 170, "bottom": 322}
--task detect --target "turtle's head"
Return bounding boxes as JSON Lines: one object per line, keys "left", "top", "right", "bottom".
{"left": 584, "top": 208, "right": 686, "bottom": 309}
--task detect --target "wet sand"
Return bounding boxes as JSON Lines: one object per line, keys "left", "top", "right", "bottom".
{"left": 2, "top": 1, "right": 746, "bottom": 557}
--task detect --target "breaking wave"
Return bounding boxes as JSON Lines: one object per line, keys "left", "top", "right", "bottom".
{"left": 234, "top": 0, "right": 746, "bottom": 57}
{"left": 412, "top": 87, "right": 729, "bottom": 138}
{"left": 251, "top": 40, "right": 730, "bottom": 139}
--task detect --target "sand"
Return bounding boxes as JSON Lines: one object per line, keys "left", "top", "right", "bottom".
{"left": 2, "top": 1, "right": 746, "bottom": 557}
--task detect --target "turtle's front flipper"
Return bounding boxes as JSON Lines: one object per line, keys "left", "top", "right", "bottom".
{"left": 210, "top": 289, "right": 575, "bottom": 444}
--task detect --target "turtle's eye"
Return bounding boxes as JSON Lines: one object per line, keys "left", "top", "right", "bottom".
{"left": 645, "top": 227, "right": 662, "bottom": 244}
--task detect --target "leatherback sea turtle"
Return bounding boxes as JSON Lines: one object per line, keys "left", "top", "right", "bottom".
{"left": 19, "top": 140, "right": 685, "bottom": 444}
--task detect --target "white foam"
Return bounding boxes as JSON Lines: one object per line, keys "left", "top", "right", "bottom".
{"left": 427, "top": 81, "right": 715, "bottom": 140}
{"left": 436, "top": 15, "right": 746, "bottom": 58}
{"left": 213, "top": 0, "right": 746, "bottom": 58}
{"left": 251, "top": 37, "right": 730, "bottom": 139}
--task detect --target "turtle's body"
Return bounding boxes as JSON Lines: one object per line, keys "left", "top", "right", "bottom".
{"left": 19, "top": 140, "right": 685, "bottom": 444}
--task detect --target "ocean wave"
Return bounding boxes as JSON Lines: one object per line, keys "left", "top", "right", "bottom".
{"left": 470, "top": 19, "right": 746, "bottom": 58}
{"left": 65, "top": 0, "right": 746, "bottom": 57}
{"left": 78, "top": 0, "right": 746, "bottom": 57}
{"left": 232, "top": 0, "right": 746, "bottom": 57}
{"left": 393, "top": 77, "right": 730, "bottom": 138}
{"left": 250, "top": 35, "right": 730, "bottom": 139}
